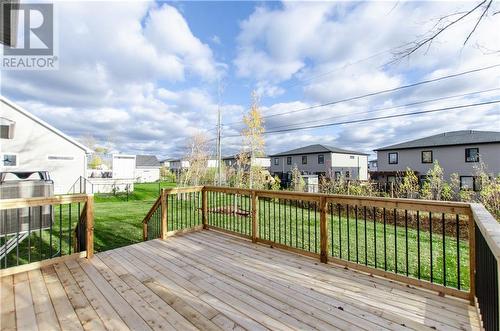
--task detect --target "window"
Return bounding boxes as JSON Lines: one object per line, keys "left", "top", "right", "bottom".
{"left": 421, "top": 150, "right": 433, "bottom": 163}
{"left": 2, "top": 154, "right": 17, "bottom": 166}
{"left": 48, "top": 155, "right": 75, "bottom": 161}
{"left": 274, "top": 158, "right": 279, "bottom": 166}
{"left": 465, "top": 148, "right": 479, "bottom": 162}
{"left": 0, "top": 119, "right": 15, "bottom": 139}
{"left": 388, "top": 152, "right": 398, "bottom": 164}
{"left": 350, "top": 156, "right": 355, "bottom": 159}
{"left": 387, "top": 175, "right": 396, "bottom": 184}
{"left": 345, "top": 171, "right": 350, "bottom": 178}
{"left": 302, "top": 156, "right": 307, "bottom": 164}
{"left": 318, "top": 154, "right": 324, "bottom": 164}
{"left": 334, "top": 171, "right": 341, "bottom": 180}
{"left": 286, "top": 157, "right": 292, "bottom": 165}
{"left": 460, "top": 176, "right": 474, "bottom": 190}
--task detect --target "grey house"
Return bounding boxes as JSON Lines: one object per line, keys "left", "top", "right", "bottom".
{"left": 269, "top": 144, "right": 369, "bottom": 183}
{"left": 135, "top": 155, "right": 161, "bottom": 183}
{"left": 374, "top": 130, "right": 500, "bottom": 190}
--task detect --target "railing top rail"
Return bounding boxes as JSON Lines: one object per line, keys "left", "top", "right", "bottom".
{"left": 203, "top": 185, "right": 472, "bottom": 215}
{"left": 162, "top": 186, "right": 204, "bottom": 194}
{"left": 143, "top": 195, "right": 161, "bottom": 225}
{"left": 471, "top": 203, "right": 500, "bottom": 260}
{"left": 0, "top": 194, "right": 91, "bottom": 210}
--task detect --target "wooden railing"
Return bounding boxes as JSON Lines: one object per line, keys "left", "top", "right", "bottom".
{"left": 0, "top": 194, "right": 94, "bottom": 275}
{"left": 145, "top": 185, "right": 499, "bottom": 328}
{"left": 471, "top": 203, "right": 500, "bottom": 331}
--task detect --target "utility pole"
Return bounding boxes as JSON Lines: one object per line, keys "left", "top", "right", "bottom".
{"left": 216, "top": 79, "right": 223, "bottom": 186}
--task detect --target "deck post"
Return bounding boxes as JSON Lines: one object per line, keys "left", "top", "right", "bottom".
{"left": 86, "top": 195, "right": 94, "bottom": 259}
{"left": 161, "top": 189, "right": 167, "bottom": 239}
{"left": 251, "top": 191, "right": 259, "bottom": 243}
{"left": 202, "top": 189, "right": 208, "bottom": 229}
{"left": 320, "top": 196, "right": 328, "bottom": 263}
{"left": 468, "top": 212, "right": 476, "bottom": 305}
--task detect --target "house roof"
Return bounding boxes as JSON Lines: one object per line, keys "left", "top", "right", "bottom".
{"left": 374, "top": 130, "right": 500, "bottom": 151}
{"left": 222, "top": 153, "right": 269, "bottom": 160}
{"left": 136, "top": 155, "right": 160, "bottom": 168}
{"left": 1, "top": 96, "right": 92, "bottom": 153}
{"left": 269, "top": 144, "right": 369, "bottom": 157}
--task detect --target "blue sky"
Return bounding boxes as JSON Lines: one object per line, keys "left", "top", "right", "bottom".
{"left": 1, "top": 1, "right": 499, "bottom": 159}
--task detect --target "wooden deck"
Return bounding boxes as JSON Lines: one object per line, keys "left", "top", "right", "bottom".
{"left": 1, "top": 230, "right": 481, "bottom": 331}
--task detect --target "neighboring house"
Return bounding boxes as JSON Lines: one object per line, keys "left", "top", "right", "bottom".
{"left": 135, "top": 155, "right": 161, "bottom": 183}
{"left": 159, "top": 159, "right": 171, "bottom": 168}
{"left": 269, "top": 144, "right": 369, "bottom": 184}
{"left": 86, "top": 154, "right": 136, "bottom": 193}
{"left": 1, "top": 96, "right": 92, "bottom": 194}
{"left": 368, "top": 159, "right": 378, "bottom": 172}
{"left": 374, "top": 130, "right": 500, "bottom": 190}
{"left": 222, "top": 154, "right": 271, "bottom": 170}
{"left": 169, "top": 159, "right": 190, "bottom": 175}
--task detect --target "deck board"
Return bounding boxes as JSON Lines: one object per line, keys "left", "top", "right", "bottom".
{"left": 1, "top": 230, "right": 482, "bottom": 331}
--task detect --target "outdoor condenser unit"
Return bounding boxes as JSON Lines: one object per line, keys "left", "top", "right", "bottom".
{"left": 0, "top": 171, "right": 54, "bottom": 236}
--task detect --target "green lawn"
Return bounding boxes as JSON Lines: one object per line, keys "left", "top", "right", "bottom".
{"left": 1, "top": 184, "right": 471, "bottom": 291}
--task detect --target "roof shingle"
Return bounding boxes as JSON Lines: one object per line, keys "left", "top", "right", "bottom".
{"left": 375, "top": 130, "right": 500, "bottom": 151}
{"left": 269, "top": 144, "right": 368, "bottom": 157}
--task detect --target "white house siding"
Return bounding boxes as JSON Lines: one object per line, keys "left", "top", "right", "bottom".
{"left": 135, "top": 168, "right": 160, "bottom": 183}
{"left": 1, "top": 98, "right": 89, "bottom": 194}
{"left": 270, "top": 153, "right": 368, "bottom": 180}
{"left": 377, "top": 144, "right": 500, "bottom": 180}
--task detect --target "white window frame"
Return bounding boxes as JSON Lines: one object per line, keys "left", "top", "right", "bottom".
{"left": 2, "top": 153, "right": 19, "bottom": 167}
{"left": 47, "top": 155, "right": 75, "bottom": 161}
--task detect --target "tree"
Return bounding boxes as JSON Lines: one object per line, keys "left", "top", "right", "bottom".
{"left": 241, "top": 91, "right": 266, "bottom": 189}
{"left": 290, "top": 165, "right": 305, "bottom": 192}
{"left": 396, "top": 168, "right": 420, "bottom": 199}
{"left": 181, "top": 132, "right": 210, "bottom": 186}
{"left": 421, "top": 161, "right": 445, "bottom": 200}
{"left": 392, "top": 0, "right": 497, "bottom": 63}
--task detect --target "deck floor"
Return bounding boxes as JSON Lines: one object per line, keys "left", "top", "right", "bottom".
{"left": 1, "top": 230, "right": 481, "bottom": 331}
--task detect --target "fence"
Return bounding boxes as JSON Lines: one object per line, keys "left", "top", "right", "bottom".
{"left": 0, "top": 194, "right": 94, "bottom": 273}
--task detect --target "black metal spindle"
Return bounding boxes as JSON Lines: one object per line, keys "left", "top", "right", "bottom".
{"left": 295, "top": 201, "right": 298, "bottom": 248}
{"left": 383, "top": 208, "right": 387, "bottom": 271}
{"left": 456, "top": 214, "right": 461, "bottom": 290}
{"left": 16, "top": 209, "right": 20, "bottom": 265}
{"left": 290, "top": 200, "right": 293, "bottom": 247}
{"left": 314, "top": 202, "right": 317, "bottom": 253}
{"left": 429, "top": 211, "right": 433, "bottom": 283}
{"left": 39, "top": 206, "right": 43, "bottom": 260}
{"left": 330, "top": 204, "right": 334, "bottom": 257}
{"left": 373, "top": 207, "right": 377, "bottom": 268}
{"left": 279, "top": 199, "right": 282, "bottom": 244}
{"left": 442, "top": 213, "right": 446, "bottom": 286}
{"left": 58, "top": 205, "right": 62, "bottom": 257}
{"left": 308, "top": 202, "right": 311, "bottom": 251}
{"left": 68, "top": 204, "right": 72, "bottom": 255}
{"left": 405, "top": 209, "right": 409, "bottom": 276}
{"left": 394, "top": 209, "right": 397, "bottom": 274}
{"left": 29, "top": 207, "right": 32, "bottom": 262}
{"left": 338, "top": 204, "right": 342, "bottom": 259}
{"left": 347, "top": 205, "right": 350, "bottom": 260}
{"left": 417, "top": 210, "right": 421, "bottom": 279}
{"left": 284, "top": 199, "right": 287, "bottom": 244}
{"left": 355, "top": 206, "right": 359, "bottom": 263}
{"left": 301, "top": 202, "right": 305, "bottom": 249}
{"left": 364, "top": 206, "right": 367, "bottom": 266}
{"left": 49, "top": 206, "right": 53, "bottom": 258}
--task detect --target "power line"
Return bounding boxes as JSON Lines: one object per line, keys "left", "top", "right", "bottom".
{"left": 265, "top": 87, "right": 500, "bottom": 131}
{"left": 223, "top": 63, "right": 500, "bottom": 126}
{"left": 222, "top": 100, "right": 500, "bottom": 138}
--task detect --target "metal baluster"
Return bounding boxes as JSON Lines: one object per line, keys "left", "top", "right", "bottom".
{"left": 49, "top": 206, "right": 53, "bottom": 257}
{"left": 383, "top": 208, "right": 387, "bottom": 271}
{"left": 314, "top": 202, "right": 317, "bottom": 253}
{"left": 394, "top": 209, "right": 397, "bottom": 274}
{"left": 442, "top": 213, "right": 446, "bottom": 286}
{"left": 330, "top": 203, "right": 334, "bottom": 257}
{"left": 355, "top": 206, "right": 359, "bottom": 263}
{"left": 417, "top": 211, "right": 421, "bottom": 279}
{"left": 373, "top": 207, "right": 377, "bottom": 268}
{"left": 347, "top": 205, "right": 350, "bottom": 261}
{"left": 364, "top": 206, "right": 368, "bottom": 266}
{"left": 456, "top": 214, "right": 461, "bottom": 290}
{"left": 301, "top": 202, "right": 305, "bottom": 249}
{"left": 338, "top": 204, "right": 342, "bottom": 259}
{"left": 16, "top": 209, "right": 20, "bottom": 265}
{"left": 40, "top": 206, "right": 43, "bottom": 260}
{"left": 308, "top": 202, "right": 311, "bottom": 251}
{"left": 29, "top": 207, "right": 32, "bottom": 262}
{"left": 430, "top": 211, "right": 433, "bottom": 283}
{"left": 405, "top": 210, "right": 409, "bottom": 276}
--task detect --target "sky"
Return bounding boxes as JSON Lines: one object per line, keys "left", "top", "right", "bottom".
{"left": 1, "top": 0, "right": 499, "bottom": 160}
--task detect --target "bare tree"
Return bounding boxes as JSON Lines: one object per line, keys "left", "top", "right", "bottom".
{"left": 392, "top": 0, "right": 496, "bottom": 63}
{"left": 181, "top": 132, "right": 210, "bottom": 186}
{"left": 240, "top": 91, "right": 266, "bottom": 189}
